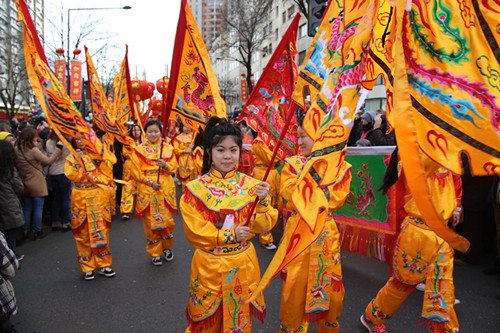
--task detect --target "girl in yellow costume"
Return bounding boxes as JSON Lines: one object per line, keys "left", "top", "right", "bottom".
{"left": 129, "top": 120, "right": 178, "bottom": 266}
{"left": 173, "top": 123, "right": 195, "bottom": 187}
{"left": 360, "top": 148, "right": 462, "bottom": 333}
{"left": 186, "top": 130, "right": 204, "bottom": 180}
{"left": 65, "top": 138, "right": 116, "bottom": 281}
{"left": 120, "top": 124, "right": 142, "bottom": 220}
{"left": 278, "top": 124, "right": 350, "bottom": 333}
{"left": 251, "top": 135, "right": 280, "bottom": 250}
{"left": 180, "top": 117, "right": 278, "bottom": 333}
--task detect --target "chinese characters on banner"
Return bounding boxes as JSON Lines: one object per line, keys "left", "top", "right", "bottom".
{"left": 70, "top": 59, "right": 82, "bottom": 101}
{"left": 240, "top": 75, "right": 254, "bottom": 104}
{"left": 54, "top": 59, "right": 66, "bottom": 87}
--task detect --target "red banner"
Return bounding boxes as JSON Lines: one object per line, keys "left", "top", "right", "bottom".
{"left": 240, "top": 76, "right": 255, "bottom": 103}
{"left": 70, "top": 59, "right": 82, "bottom": 101}
{"left": 54, "top": 59, "right": 66, "bottom": 87}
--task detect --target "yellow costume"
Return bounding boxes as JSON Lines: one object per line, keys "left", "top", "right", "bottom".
{"left": 188, "top": 146, "right": 203, "bottom": 180}
{"left": 120, "top": 158, "right": 137, "bottom": 215}
{"left": 364, "top": 165, "right": 459, "bottom": 332}
{"left": 278, "top": 157, "right": 351, "bottom": 333}
{"left": 129, "top": 140, "right": 178, "bottom": 257}
{"left": 173, "top": 132, "right": 195, "bottom": 186}
{"left": 279, "top": 155, "right": 306, "bottom": 229}
{"left": 251, "top": 136, "right": 279, "bottom": 245}
{"left": 65, "top": 154, "right": 114, "bottom": 273}
{"left": 180, "top": 169, "right": 278, "bottom": 333}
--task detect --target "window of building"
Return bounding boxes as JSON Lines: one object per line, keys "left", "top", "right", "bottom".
{"left": 299, "top": 23, "right": 307, "bottom": 38}
{"left": 288, "top": 5, "right": 295, "bottom": 19}
{"left": 282, "top": 11, "right": 286, "bottom": 23}
{"left": 275, "top": 28, "right": 279, "bottom": 41}
{"left": 298, "top": 50, "right": 307, "bottom": 66}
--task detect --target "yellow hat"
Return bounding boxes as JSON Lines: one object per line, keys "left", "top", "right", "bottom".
{"left": 0, "top": 131, "right": 13, "bottom": 141}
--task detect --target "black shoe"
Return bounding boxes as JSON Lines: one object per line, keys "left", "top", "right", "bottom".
{"left": 62, "top": 224, "right": 71, "bottom": 232}
{"left": 34, "top": 230, "right": 47, "bottom": 240}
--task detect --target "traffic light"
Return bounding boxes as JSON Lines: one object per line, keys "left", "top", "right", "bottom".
{"left": 307, "top": 0, "right": 328, "bottom": 37}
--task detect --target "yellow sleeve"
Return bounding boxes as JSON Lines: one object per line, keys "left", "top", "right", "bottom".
{"left": 180, "top": 193, "right": 238, "bottom": 250}
{"left": 251, "top": 139, "right": 273, "bottom": 165}
{"left": 162, "top": 143, "right": 178, "bottom": 175}
{"left": 64, "top": 156, "right": 86, "bottom": 183}
{"left": 279, "top": 161, "right": 299, "bottom": 203}
{"left": 249, "top": 194, "right": 278, "bottom": 234}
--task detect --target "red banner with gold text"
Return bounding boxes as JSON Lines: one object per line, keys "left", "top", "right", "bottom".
{"left": 70, "top": 59, "right": 82, "bottom": 101}
{"left": 54, "top": 59, "right": 66, "bottom": 87}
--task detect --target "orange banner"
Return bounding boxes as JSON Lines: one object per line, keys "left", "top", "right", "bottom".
{"left": 54, "top": 59, "right": 66, "bottom": 87}
{"left": 70, "top": 59, "right": 82, "bottom": 101}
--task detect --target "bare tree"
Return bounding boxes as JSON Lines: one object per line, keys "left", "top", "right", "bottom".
{"left": 222, "top": 0, "right": 274, "bottom": 94}
{"left": 292, "top": 0, "right": 308, "bottom": 18}
{"left": 0, "top": 32, "right": 31, "bottom": 119}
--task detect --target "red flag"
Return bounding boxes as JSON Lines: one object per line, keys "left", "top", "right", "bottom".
{"left": 70, "top": 59, "right": 82, "bottom": 101}
{"left": 237, "top": 14, "right": 301, "bottom": 160}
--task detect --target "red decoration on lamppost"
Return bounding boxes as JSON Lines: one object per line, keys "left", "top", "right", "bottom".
{"left": 70, "top": 49, "right": 82, "bottom": 101}
{"left": 54, "top": 48, "right": 67, "bottom": 87}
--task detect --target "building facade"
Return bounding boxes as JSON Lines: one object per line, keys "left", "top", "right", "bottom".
{"left": 0, "top": 0, "right": 44, "bottom": 118}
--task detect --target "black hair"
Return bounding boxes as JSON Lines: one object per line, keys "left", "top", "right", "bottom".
{"left": 193, "top": 128, "right": 204, "bottom": 150}
{"left": 144, "top": 119, "right": 162, "bottom": 133}
{"left": 378, "top": 146, "right": 399, "bottom": 195}
{"left": 201, "top": 116, "right": 242, "bottom": 174}
{"left": 0, "top": 140, "right": 17, "bottom": 179}
{"left": 129, "top": 124, "right": 142, "bottom": 143}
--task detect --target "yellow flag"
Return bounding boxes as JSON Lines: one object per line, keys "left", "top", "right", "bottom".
{"left": 163, "top": 0, "right": 226, "bottom": 130}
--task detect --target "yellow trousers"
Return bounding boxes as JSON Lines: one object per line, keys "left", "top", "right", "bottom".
{"left": 365, "top": 218, "right": 458, "bottom": 332}
{"left": 74, "top": 226, "right": 112, "bottom": 273}
{"left": 142, "top": 211, "right": 174, "bottom": 257}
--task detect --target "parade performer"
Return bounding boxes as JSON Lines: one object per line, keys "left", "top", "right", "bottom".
{"left": 237, "top": 120, "right": 254, "bottom": 176}
{"left": 120, "top": 124, "right": 142, "bottom": 220}
{"left": 180, "top": 117, "right": 277, "bottom": 333}
{"left": 64, "top": 137, "right": 116, "bottom": 281}
{"left": 186, "top": 130, "right": 203, "bottom": 180}
{"left": 129, "top": 120, "right": 178, "bottom": 266}
{"left": 360, "top": 148, "right": 462, "bottom": 333}
{"left": 173, "top": 123, "right": 194, "bottom": 187}
{"left": 251, "top": 134, "right": 280, "bottom": 250}
{"left": 278, "top": 123, "right": 350, "bottom": 333}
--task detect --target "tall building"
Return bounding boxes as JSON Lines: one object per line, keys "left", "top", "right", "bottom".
{"left": 201, "top": 0, "right": 227, "bottom": 50}
{"left": 188, "top": 0, "right": 203, "bottom": 29}
{"left": 0, "top": 0, "right": 44, "bottom": 118}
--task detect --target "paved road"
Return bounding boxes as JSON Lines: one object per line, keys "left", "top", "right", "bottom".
{"left": 11, "top": 206, "right": 500, "bottom": 332}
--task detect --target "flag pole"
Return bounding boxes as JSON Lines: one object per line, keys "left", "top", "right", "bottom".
{"left": 243, "top": 44, "right": 296, "bottom": 226}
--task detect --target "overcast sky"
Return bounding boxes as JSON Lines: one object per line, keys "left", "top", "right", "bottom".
{"left": 43, "top": 0, "right": 181, "bottom": 82}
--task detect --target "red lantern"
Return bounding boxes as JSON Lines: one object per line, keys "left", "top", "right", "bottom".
{"left": 131, "top": 80, "right": 153, "bottom": 102}
{"left": 73, "top": 49, "right": 82, "bottom": 56}
{"left": 156, "top": 76, "right": 169, "bottom": 95}
{"left": 150, "top": 98, "right": 163, "bottom": 111}
{"left": 55, "top": 48, "right": 65, "bottom": 55}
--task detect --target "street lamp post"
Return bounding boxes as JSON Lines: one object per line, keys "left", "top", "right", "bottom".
{"left": 66, "top": 5, "right": 132, "bottom": 93}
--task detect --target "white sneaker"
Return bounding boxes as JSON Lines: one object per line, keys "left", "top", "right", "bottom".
{"left": 98, "top": 267, "right": 116, "bottom": 278}
{"left": 164, "top": 249, "right": 174, "bottom": 262}
{"left": 454, "top": 298, "right": 461, "bottom": 305}
{"left": 152, "top": 256, "right": 162, "bottom": 266}
{"left": 416, "top": 282, "right": 426, "bottom": 292}
{"left": 84, "top": 271, "right": 95, "bottom": 281}
{"left": 262, "top": 243, "right": 277, "bottom": 250}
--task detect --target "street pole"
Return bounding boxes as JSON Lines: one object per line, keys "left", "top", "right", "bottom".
{"left": 66, "top": 5, "right": 132, "bottom": 94}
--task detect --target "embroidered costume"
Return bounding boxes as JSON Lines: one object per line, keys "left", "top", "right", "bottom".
{"left": 251, "top": 136, "right": 280, "bottom": 245}
{"left": 237, "top": 131, "right": 254, "bottom": 176}
{"left": 180, "top": 169, "right": 278, "bottom": 333}
{"left": 364, "top": 164, "right": 461, "bottom": 333}
{"left": 278, "top": 157, "right": 351, "bottom": 333}
{"left": 120, "top": 158, "right": 137, "bottom": 216}
{"left": 129, "top": 140, "right": 178, "bottom": 258}
{"left": 65, "top": 154, "right": 114, "bottom": 273}
{"left": 173, "top": 131, "right": 195, "bottom": 186}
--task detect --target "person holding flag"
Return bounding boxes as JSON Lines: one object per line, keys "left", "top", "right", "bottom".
{"left": 277, "top": 115, "right": 350, "bottom": 333}
{"left": 180, "top": 116, "right": 277, "bottom": 333}
{"left": 120, "top": 124, "right": 143, "bottom": 220}
{"left": 173, "top": 122, "right": 195, "bottom": 187}
{"left": 64, "top": 136, "right": 116, "bottom": 281}
{"left": 129, "top": 120, "right": 178, "bottom": 266}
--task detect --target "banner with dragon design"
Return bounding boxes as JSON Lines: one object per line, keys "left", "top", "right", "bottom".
{"left": 237, "top": 14, "right": 301, "bottom": 160}
{"left": 163, "top": 0, "right": 226, "bottom": 131}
